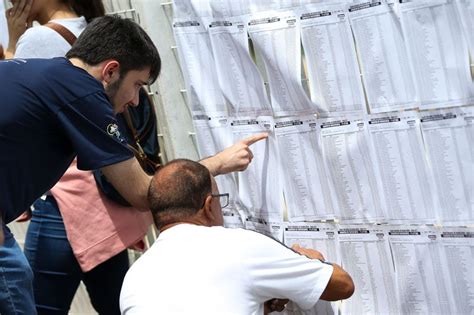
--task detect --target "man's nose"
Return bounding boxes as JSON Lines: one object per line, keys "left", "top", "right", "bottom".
{"left": 130, "top": 91, "right": 140, "bottom": 107}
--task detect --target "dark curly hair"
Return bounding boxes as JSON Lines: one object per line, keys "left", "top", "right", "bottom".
{"left": 66, "top": 15, "right": 161, "bottom": 83}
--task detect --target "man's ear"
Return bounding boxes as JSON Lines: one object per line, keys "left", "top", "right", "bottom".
{"left": 202, "top": 195, "right": 215, "bottom": 223}
{"left": 101, "top": 60, "right": 121, "bottom": 84}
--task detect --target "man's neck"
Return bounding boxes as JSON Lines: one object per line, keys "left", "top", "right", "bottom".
{"left": 159, "top": 218, "right": 209, "bottom": 233}
{"left": 69, "top": 58, "right": 85, "bottom": 69}
{"left": 68, "top": 58, "right": 102, "bottom": 81}
{"left": 37, "top": 5, "right": 78, "bottom": 25}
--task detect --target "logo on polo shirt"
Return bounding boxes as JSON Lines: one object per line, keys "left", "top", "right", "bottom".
{"left": 107, "top": 123, "right": 122, "bottom": 140}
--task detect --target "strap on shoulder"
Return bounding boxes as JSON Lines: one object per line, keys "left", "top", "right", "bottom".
{"left": 44, "top": 22, "right": 77, "bottom": 46}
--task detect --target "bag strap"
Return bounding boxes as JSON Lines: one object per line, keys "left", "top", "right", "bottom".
{"left": 44, "top": 22, "right": 77, "bottom": 46}
{"left": 122, "top": 88, "right": 158, "bottom": 143}
{"left": 122, "top": 108, "right": 146, "bottom": 158}
{"left": 122, "top": 89, "right": 160, "bottom": 172}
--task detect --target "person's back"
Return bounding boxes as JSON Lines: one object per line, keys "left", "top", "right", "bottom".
{"left": 0, "top": 57, "right": 122, "bottom": 222}
{"left": 14, "top": 16, "right": 86, "bottom": 58}
{"left": 121, "top": 224, "right": 335, "bottom": 314}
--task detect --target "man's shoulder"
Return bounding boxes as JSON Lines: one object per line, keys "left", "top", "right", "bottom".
{"left": 151, "top": 225, "right": 285, "bottom": 254}
{"left": 0, "top": 58, "right": 105, "bottom": 115}
{"left": 39, "top": 57, "right": 83, "bottom": 74}
{"left": 209, "top": 226, "right": 284, "bottom": 248}
{"left": 37, "top": 58, "right": 101, "bottom": 91}
{"left": 8, "top": 57, "right": 79, "bottom": 75}
{"left": 23, "top": 58, "right": 100, "bottom": 93}
{"left": 0, "top": 58, "right": 80, "bottom": 85}
{"left": 208, "top": 226, "right": 254, "bottom": 238}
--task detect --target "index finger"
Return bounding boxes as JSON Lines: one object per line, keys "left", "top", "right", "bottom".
{"left": 241, "top": 133, "right": 268, "bottom": 146}
{"left": 11, "top": 0, "right": 26, "bottom": 16}
{"left": 19, "top": 0, "right": 32, "bottom": 19}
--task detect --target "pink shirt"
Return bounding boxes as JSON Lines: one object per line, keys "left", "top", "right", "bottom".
{"left": 51, "top": 159, "right": 153, "bottom": 272}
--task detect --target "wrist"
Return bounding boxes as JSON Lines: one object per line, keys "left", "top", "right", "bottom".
{"left": 4, "top": 49, "right": 14, "bottom": 59}
{"left": 6, "top": 45, "right": 16, "bottom": 58}
{"left": 212, "top": 154, "right": 224, "bottom": 176}
{"left": 7, "top": 40, "right": 17, "bottom": 52}
{"left": 200, "top": 155, "right": 223, "bottom": 177}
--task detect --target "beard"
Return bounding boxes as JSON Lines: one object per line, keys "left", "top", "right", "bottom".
{"left": 105, "top": 78, "right": 123, "bottom": 112}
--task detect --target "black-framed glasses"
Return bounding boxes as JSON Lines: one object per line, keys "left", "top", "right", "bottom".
{"left": 211, "top": 193, "right": 229, "bottom": 208}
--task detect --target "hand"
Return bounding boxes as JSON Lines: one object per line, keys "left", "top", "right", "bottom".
{"left": 15, "top": 208, "right": 32, "bottom": 222}
{"left": 5, "top": 0, "right": 33, "bottom": 57}
{"left": 264, "top": 298, "right": 289, "bottom": 314}
{"left": 292, "top": 244, "right": 325, "bottom": 261}
{"left": 0, "top": 44, "right": 5, "bottom": 59}
{"left": 202, "top": 133, "right": 268, "bottom": 176}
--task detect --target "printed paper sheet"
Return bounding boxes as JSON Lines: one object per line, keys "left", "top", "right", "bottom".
{"left": 248, "top": 11, "right": 316, "bottom": 116}
{"left": 420, "top": 107, "right": 474, "bottom": 225}
{"left": 300, "top": 4, "right": 367, "bottom": 117}
{"left": 367, "top": 111, "right": 437, "bottom": 224}
{"left": 319, "top": 116, "right": 386, "bottom": 223}
{"left": 274, "top": 115, "right": 337, "bottom": 221}
{"left": 349, "top": 1, "right": 418, "bottom": 113}
{"left": 400, "top": 0, "right": 474, "bottom": 109}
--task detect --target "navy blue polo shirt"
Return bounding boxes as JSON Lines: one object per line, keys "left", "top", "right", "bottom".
{"left": 0, "top": 58, "right": 133, "bottom": 224}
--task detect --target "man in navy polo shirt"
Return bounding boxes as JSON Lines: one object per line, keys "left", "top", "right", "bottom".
{"left": 0, "top": 16, "right": 264, "bottom": 314}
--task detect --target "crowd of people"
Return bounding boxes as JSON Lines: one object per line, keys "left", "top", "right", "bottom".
{"left": 0, "top": 1, "right": 354, "bottom": 314}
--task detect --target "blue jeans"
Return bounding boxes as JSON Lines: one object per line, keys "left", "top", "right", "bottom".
{"left": 0, "top": 226, "right": 36, "bottom": 315}
{"left": 24, "top": 197, "right": 129, "bottom": 315}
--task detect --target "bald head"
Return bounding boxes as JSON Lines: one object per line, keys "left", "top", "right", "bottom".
{"left": 148, "top": 159, "right": 212, "bottom": 229}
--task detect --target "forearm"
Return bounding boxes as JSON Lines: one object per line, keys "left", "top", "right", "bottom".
{"left": 4, "top": 46, "right": 15, "bottom": 59}
{"left": 199, "top": 155, "right": 223, "bottom": 177}
{"left": 3, "top": 49, "right": 15, "bottom": 59}
{"left": 0, "top": 45, "right": 14, "bottom": 60}
{"left": 101, "top": 158, "right": 152, "bottom": 210}
{"left": 291, "top": 244, "right": 354, "bottom": 301}
{"left": 199, "top": 133, "right": 268, "bottom": 176}
{"left": 320, "top": 263, "right": 354, "bottom": 301}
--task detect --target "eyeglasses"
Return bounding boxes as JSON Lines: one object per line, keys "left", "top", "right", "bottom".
{"left": 211, "top": 193, "right": 229, "bottom": 208}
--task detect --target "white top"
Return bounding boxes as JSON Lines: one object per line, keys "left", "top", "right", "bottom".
{"left": 120, "top": 224, "right": 333, "bottom": 315}
{"left": 14, "top": 17, "right": 87, "bottom": 58}
{"left": 0, "top": 1, "right": 8, "bottom": 47}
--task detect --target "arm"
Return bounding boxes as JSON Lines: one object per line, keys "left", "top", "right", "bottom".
{"left": 3, "top": 0, "right": 32, "bottom": 59}
{"left": 200, "top": 133, "right": 268, "bottom": 176}
{"left": 100, "top": 133, "right": 266, "bottom": 208}
{"left": 319, "top": 262, "right": 354, "bottom": 301}
{"left": 101, "top": 158, "right": 152, "bottom": 210}
{"left": 292, "top": 244, "right": 354, "bottom": 301}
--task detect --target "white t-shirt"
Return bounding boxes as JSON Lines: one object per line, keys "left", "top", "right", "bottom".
{"left": 120, "top": 224, "right": 333, "bottom": 315}
{"left": 14, "top": 17, "right": 87, "bottom": 58}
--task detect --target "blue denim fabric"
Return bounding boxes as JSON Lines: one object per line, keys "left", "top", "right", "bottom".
{"left": 24, "top": 197, "right": 129, "bottom": 315}
{"left": 0, "top": 226, "right": 36, "bottom": 315}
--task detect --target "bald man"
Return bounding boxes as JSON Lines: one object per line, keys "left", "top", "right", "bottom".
{"left": 120, "top": 159, "right": 354, "bottom": 315}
